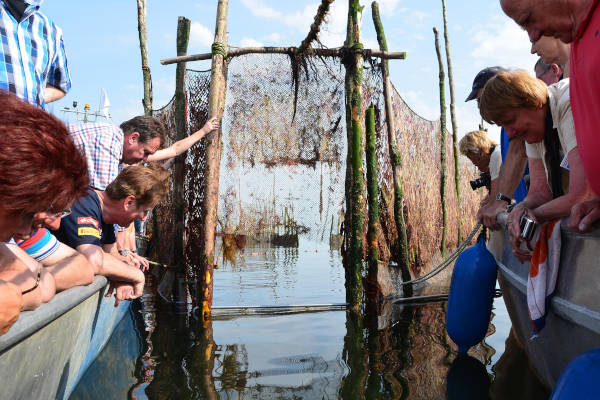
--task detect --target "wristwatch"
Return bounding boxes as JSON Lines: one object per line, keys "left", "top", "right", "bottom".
{"left": 120, "top": 249, "right": 130, "bottom": 257}
{"left": 495, "top": 193, "right": 511, "bottom": 204}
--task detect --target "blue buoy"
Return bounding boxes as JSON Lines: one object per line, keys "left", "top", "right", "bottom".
{"left": 551, "top": 348, "right": 600, "bottom": 399}
{"left": 446, "top": 233, "right": 497, "bottom": 353}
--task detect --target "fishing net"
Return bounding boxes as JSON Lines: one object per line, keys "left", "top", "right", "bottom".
{"left": 151, "top": 53, "right": 481, "bottom": 271}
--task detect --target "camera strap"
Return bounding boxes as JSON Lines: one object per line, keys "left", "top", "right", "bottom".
{"left": 544, "top": 106, "right": 564, "bottom": 199}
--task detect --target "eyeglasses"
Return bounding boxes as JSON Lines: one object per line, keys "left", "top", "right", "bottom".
{"left": 46, "top": 208, "right": 72, "bottom": 220}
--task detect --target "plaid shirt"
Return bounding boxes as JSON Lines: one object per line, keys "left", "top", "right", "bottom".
{"left": 69, "top": 122, "right": 123, "bottom": 190}
{"left": 0, "top": 1, "right": 71, "bottom": 108}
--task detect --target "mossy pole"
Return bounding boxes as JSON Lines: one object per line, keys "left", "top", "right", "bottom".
{"left": 136, "top": 0, "right": 152, "bottom": 115}
{"left": 172, "top": 17, "right": 190, "bottom": 308}
{"left": 197, "top": 0, "right": 229, "bottom": 325}
{"left": 371, "top": 1, "right": 410, "bottom": 282}
{"left": 433, "top": 27, "right": 447, "bottom": 257}
{"left": 343, "top": 0, "right": 366, "bottom": 312}
{"left": 441, "top": 0, "right": 461, "bottom": 240}
{"left": 365, "top": 103, "right": 378, "bottom": 267}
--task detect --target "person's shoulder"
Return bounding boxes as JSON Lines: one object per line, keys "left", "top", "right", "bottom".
{"left": 548, "top": 78, "right": 570, "bottom": 101}
{"left": 71, "top": 189, "right": 101, "bottom": 213}
{"left": 68, "top": 121, "right": 121, "bottom": 135}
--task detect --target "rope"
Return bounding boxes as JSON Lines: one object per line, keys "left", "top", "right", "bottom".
{"left": 211, "top": 42, "right": 227, "bottom": 58}
{"left": 393, "top": 221, "right": 483, "bottom": 289}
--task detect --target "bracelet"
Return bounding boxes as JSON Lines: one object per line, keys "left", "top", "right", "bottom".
{"left": 22, "top": 263, "right": 42, "bottom": 295}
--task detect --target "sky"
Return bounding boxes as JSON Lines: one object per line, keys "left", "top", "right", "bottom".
{"left": 42, "top": 0, "right": 538, "bottom": 143}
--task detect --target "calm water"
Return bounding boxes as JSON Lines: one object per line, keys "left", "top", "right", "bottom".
{"left": 70, "top": 239, "right": 549, "bottom": 399}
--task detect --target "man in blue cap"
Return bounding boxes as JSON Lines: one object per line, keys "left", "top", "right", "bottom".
{"left": 466, "top": 66, "right": 529, "bottom": 229}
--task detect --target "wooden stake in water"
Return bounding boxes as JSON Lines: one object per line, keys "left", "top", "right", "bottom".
{"left": 433, "top": 27, "right": 448, "bottom": 258}
{"left": 343, "top": 0, "right": 366, "bottom": 312}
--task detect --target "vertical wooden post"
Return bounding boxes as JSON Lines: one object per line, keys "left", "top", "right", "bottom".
{"left": 173, "top": 17, "right": 191, "bottom": 307}
{"left": 365, "top": 103, "right": 378, "bottom": 266}
{"left": 433, "top": 27, "right": 447, "bottom": 257}
{"left": 441, "top": 0, "right": 461, "bottom": 241}
{"left": 197, "top": 0, "right": 229, "bottom": 325}
{"left": 343, "top": 0, "right": 365, "bottom": 312}
{"left": 136, "top": 0, "right": 153, "bottom": 115}
{"left": 371, "top": 1, "right": 410, "bottom": 281}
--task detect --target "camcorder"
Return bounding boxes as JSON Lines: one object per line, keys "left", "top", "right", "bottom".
{"left": 470, "top": 171, "right": 491, "bottom": 191}
{"left": 519, "top": 214, "right": 537, "bottom": 242}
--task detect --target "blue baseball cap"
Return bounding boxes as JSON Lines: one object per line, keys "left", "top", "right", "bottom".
{"left": 465, "top": 66, "right": 506, "bottom": 102}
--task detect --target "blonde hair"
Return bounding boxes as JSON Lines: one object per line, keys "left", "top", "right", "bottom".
{"left": 479, "top": 69, "right": 548, "bottom": 125}
{"left": 459, "top": 130, "right": 497, "bottom": 157}
{"left": 105, "top": 163, "right": 169, "bottom": 206}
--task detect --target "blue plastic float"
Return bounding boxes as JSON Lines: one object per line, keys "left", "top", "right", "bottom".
{"left": 446, "top": 232, "right": 497, "bottom": 353}
{"left": 550, "top": 348, "right": 600, "bottom": 399}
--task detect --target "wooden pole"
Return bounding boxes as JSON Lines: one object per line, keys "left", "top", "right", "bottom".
{"left": 365, "top": 103, "right": 378, "bottom": 266}
{"left": 173, "top": 17, "right": 191, "bottom": 308}
{"left": 136, "top": 0, "right": 153, "bottom": 115}
{"left": 343, "top": 0, "right": 366, "bottom": 312}
{"left": 433, "top": 27, "right": 448, "bottom": 257}
{"left": 160, "top": 47, "right": 406, "bottom": 65}
{"left": 196, "top": 0, "right": 229, "bottom": 325}
{"left": 371, "top": 1, "right": 410, "bottom": 281}
{"left": 441, "top": 0, "right": 462, "bottom": 241}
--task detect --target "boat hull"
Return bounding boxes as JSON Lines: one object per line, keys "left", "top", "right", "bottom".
{"left": 0, "top": 276, "right": 129, "bottom": 400}
{"left": 496, "top": 218, "right": 600, "bottom": 390}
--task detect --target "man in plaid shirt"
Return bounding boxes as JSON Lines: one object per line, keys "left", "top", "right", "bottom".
{"left": 68, "top": 116, "right": 167, "bottom": 191}
{"left": 0, "top": 0, "right": 70, "bottom": 108}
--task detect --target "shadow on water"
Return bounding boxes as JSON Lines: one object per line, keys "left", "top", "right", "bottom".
{"left": 70, "top": 241, "right": 549, "bottom": 399}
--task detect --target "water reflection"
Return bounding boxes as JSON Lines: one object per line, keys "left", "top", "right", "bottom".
{"left": 71, "top": 241, "right": 549, "bottom": 399}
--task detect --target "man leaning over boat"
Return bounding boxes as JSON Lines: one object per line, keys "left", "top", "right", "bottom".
{"left": 53, "top": 164, "right": 169, "bottom": 306}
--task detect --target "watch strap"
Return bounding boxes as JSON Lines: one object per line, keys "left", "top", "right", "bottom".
{"left": 496, "top": 193, "right": 511, "bottom": 204}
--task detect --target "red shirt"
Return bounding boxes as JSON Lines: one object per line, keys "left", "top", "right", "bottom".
{"left": 570, "top": 0, "right": 600, "bottom": 196}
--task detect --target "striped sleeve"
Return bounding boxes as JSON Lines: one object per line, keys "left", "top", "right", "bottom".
{"left": 46, "top": 22, "right": 70, "bottom": 94}
{"left": 17, "top": 227, "right": 59, "bottom": 261}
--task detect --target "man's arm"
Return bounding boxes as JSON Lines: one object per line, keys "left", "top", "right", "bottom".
{"left": 44, "top": 85, "right": 66, "bottom": 103}
{"left": 478, "top": 138, "right": 528, "bottom": 229}
{"left": 0, "top": 280, "right": 21, "bottom": 335}
{"left": 4, "top": 245, "right": 56, "bottom": 303}
{"left": 39, "top": 242, "right": 94, "bottom": 291}
{"left": 146, "top": 117, "right": 219, "bottom": 162}
{"left": 76, "top": 243, "right": 145, "bottom": 297}
{"left": 0, "top": 244, "right": 43, "bottom": 311}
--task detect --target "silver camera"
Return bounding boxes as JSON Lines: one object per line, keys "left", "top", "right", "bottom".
{"left": 519, "top": 214, "right": 537, "bottom": 242}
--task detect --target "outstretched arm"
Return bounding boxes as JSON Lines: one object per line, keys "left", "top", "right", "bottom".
{"left": 76, "top": 243, "right": 145, "bottom": 297}
{"left": 147, "top": 117, "right": 219, "bottom": 162}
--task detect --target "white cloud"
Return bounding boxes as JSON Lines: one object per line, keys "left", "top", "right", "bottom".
{"left": 411, "top": 10, "right": 430, "bottom": 23}
{"left": 320, "top": 1, "right": 348, "bottom": 47}
{"left": 265, "top": 32, "right": 281, "bottom": 43}
{"left": 377, "top": 0, "right": 401, "bottom": 15}
{"left": 469, "top": 16, "right": 537, "bottom": 70}
{"left": 241, "top": 0, "right": 283, "bottom": 19}
{"left": 400, "top": 90, "right": 439, "bottom": 121}
{"left": 190, "top": 22, "right": 213, "bottom": 49}
{"left": 240, "top": 37, "right": 264, "bottom": 47}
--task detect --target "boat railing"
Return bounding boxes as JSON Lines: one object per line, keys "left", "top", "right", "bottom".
{"left": 0, "top": 275, "right": 108, "bottom": 353}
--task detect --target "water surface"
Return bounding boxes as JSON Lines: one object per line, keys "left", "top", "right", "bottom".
{"left": 71, "top": 239, "right": 548, "bottom": 399}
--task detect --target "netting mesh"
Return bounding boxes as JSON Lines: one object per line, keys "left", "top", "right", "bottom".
{"left": 151, "top": 53, "right": 481, "bottom": 270}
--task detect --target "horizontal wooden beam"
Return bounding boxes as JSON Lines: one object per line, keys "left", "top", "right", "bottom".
{"left": 160, "top": 46, "right": 406, "bottom": 65}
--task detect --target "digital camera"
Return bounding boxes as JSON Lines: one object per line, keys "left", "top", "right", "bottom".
{"left": 519, "top": 214, "right": 537, "bottom": 242}
{"left": 470, "top": 171, "right": 491, "bottom": 191}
